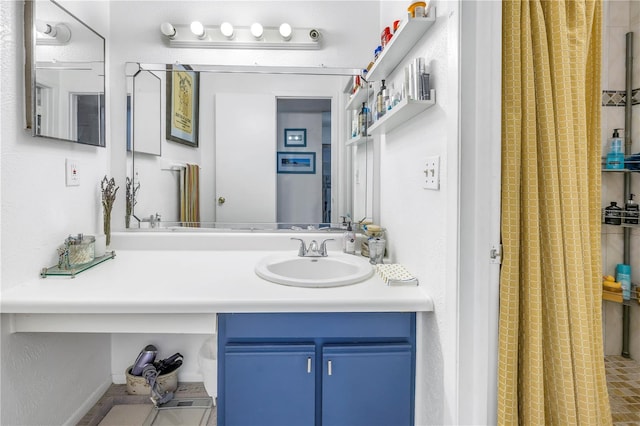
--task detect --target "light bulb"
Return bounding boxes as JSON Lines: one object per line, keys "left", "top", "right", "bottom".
{"left": 220, "top": 22, "right": 234, "bottom": 39}
{"left": 250, "top": 22, "right": 263, "bottom": 39}
{"left": 190, "top": 21, "right": 206, "bottom": 38}
{"left": 279, "top": 23, "right": 292, "bottom": 41}
{"left": 160, "top": 22, "right": 176, "bottom": 39}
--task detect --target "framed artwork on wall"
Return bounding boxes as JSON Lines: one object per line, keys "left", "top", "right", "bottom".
{"left": 166, "top": 63, "right": 199, "bottom": 147}
{"left": 284, "top": 128, "right": 307, "bottom": 147}
{"left": 277, "top": 152, "right": 316, "bottom": 174}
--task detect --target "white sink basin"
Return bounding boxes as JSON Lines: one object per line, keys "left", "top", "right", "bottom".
{"left": 255, "top": 252, "right": 374, "bottom": 288}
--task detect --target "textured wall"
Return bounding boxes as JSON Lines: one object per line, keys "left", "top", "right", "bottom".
{"left": 0, "top": 1, "right": 111, "bottom": 424}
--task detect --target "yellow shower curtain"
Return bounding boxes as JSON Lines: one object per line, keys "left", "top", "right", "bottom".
{"left": 499, "top": 1, "right": 611, "bottom": 424}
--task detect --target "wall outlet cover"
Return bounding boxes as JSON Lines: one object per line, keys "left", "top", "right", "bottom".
{"left": 423, "top": 156, "right": 440, "bottom": 190}
{"left": 66, "top": 158, "right": 80, "bottom": 186}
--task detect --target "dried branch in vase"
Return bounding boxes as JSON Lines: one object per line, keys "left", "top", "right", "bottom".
{"left": 101, "top": 176, "right": 119, "bottom": 246}
{"left": 125, "top": 176, "right": 140, "bottom": 228}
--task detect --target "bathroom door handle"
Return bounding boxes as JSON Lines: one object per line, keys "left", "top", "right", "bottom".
{"left": 218, "top": 197, "right": 226, "bottom": 205}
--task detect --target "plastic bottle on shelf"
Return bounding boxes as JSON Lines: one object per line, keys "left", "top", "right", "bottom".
{"left": 376, "top": 80, "right": 387, "bottom": 120}
{"left": 605, "top": 128, "right": 625, "bottom": 170}
{"left": 358, "top": 102, "right": 368, "bottom": 136}
{"left": 616, "top": 263, "right": 632, "bottom": 300}
{"left": 624, "top": 194, "right": 639, "bottom": 225}
{"left": 604, "top": 201, "right": 623, "bottom": 225}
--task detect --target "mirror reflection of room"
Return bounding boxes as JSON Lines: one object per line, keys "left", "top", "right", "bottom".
{"left": 128, "top": 68, "right": 352, "bottom": 228}
{"left": 27, "top": 0, "right": 106, "bottom": 146}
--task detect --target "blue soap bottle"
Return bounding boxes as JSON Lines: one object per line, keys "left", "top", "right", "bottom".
{"left": 606, "top": 128, "right": 625, "bottom": 169}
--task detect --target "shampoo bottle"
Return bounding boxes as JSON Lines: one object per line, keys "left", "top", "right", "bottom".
{"left": 343, "top": 222, "right": 356, "bottom": 254}
{"left": 604, "top": 201, "right": 623, "bottom": 225}
{"left": 624, "top": 194, "right": 639, "bottom": 225}
{"left": 616, "top": 263, "right": 632, "bottom": 300}
{"left": 606, "top": 128, "right": 625, "bottom": 169}
{"left": 358, "top": 103, "right": 368, "bottom": 136}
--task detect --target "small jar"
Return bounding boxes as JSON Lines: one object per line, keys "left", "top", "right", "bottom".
{"left": 67, "top": 234, "right": 95, "bottom": 267}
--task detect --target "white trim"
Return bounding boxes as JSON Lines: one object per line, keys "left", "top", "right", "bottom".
{"left": 458, "top": 1, "right": 501, "bottom": 424}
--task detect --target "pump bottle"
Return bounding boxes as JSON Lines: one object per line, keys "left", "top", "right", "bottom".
{"left": 606, "top": 128, "right": 625, "bottom": 169}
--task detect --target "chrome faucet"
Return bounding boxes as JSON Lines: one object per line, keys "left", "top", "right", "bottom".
{"left": 291, "top": 238, "right": 335, "bottom": 257}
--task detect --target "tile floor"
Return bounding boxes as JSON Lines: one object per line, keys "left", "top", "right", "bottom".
{"left": 78, "top": 359, "right": 637, "bottom": 425}
{"left": 606, "top": 355, "right": 640, "bottom": 425}
{"left": 78, "top": 382, "right": 216, "bottom": 426}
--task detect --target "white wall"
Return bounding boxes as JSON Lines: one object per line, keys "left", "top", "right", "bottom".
{"left": 601, "top": 0, "right": 640, "bottom": 359}
{"left": 1, "top": 1, "right": 112, "bottom": 424}
{"left": 375, "top": 1, "right": 461, "bottom": 424}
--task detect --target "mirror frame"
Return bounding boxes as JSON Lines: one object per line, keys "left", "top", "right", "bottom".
{"left": 24, "top": 0, "right": 107, "bottom": 146}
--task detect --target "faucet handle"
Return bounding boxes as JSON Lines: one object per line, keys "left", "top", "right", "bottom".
{"left": 319, "top": 238, "right": 335, "bottom": 256}
{"left": 290, "top": 238, "right": 307, "bottom": 256}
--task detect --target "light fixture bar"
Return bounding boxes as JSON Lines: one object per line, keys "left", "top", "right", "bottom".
{"left": 163, "top": 25, "right": 321, "bottom": 50}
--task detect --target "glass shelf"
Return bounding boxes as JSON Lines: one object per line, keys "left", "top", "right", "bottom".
{"left": 41, "top": 251, "right": 116, "bottom": 278}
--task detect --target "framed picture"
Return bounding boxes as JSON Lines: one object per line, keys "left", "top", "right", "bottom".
{"left": 166, "top": 64, "right": 199, "bottom": 147}
{"left": 277, "top": 152, "right": 316, "bottom": 174}
{"left": 284, "top": 128, "right": 307, "bottom": 147}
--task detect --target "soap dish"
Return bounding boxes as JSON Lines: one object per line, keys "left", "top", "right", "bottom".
{"left": 375, "top": 264, "right": 419, "bottom": 286}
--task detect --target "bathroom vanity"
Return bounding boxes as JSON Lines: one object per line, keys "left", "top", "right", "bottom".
{"left": 0, "top": 232, "right": 432, "bottom": 425}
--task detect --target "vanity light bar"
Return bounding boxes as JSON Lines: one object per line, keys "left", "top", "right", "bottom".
{"left": 161, "top": 24, "right": 322, "bottom": 50}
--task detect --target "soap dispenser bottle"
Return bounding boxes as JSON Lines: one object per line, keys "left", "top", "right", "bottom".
{"left": 624, "top": 194, "right": 639, "bottom": 225}
{"left": 343, "top": 222, "right": 356, "bottom": 254}
{"left": 606, "top": 128, "right": 625, "bottom": 169}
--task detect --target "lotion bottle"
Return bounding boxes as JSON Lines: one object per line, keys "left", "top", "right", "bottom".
{"left": 606, "top": 128, "right": 625, "bottom": 169}
{"left": 343, "top": 222, "right": 356, "bottom": 254}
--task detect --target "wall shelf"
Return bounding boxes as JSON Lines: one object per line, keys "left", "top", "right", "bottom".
{"left": 346, "top": 134, "right": 369, "bottom": 147}
{"left": 345, "top": 85, "right": 371, "bottom": 111}
{"left": 367, "top": 11, "right": 436, "bottom": 82}
{"left": 367, "top": 92, "right": 436, "bottom": 135}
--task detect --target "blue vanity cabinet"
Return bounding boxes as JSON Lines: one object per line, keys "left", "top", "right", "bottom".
{"left": 321, "top": 344, "right": 413, "bottom": 426}
{"left": 218, "top": 312, "right": 416, "bottom": 426}
{"left": 224, "top": 344, "right": 316, "bottom": 426}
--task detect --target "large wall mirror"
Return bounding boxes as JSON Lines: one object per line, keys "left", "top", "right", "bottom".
{"left": 126, "top": 63, "right": 373, "bottom": 230}
{"left": 24, "top": 0, "right": 106, "bottom": 146}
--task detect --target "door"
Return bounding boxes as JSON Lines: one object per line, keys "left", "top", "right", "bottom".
{"left": 214, "top": 93, "right": 276, "bottom": 223}
{"left": 321, "top": 344, "right": 413, "bottom": 426}
{"left": 224, "top": 343, "right": 315, "bottom": 426}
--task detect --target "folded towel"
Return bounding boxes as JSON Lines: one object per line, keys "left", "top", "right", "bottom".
{"left": 375, "top": 264, "right": 419, "bottom": 286}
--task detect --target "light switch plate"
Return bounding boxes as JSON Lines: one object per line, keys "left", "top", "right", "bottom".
{"left": 66, "top": 158, "right": 80, "bottom": 186}
{"left": 423, "top": 155, "right": 440, "bottom": 190}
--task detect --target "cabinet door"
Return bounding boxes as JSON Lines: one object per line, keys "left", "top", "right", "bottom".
{"left": 322, "top": 344, "right": 413, "bottom": 426}
{"left": 224, "top": 344, "right": 316, "bottom": 426}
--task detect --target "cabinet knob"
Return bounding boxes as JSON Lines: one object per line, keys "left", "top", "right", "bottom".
{"left": 327, "top": 360, "right": 332, "bottom": 376}
{"left": 307, "top": 357, "right": 312, "bottom": 374}
{"left": 218, "top": 196, "right": 226, "bottom": 205}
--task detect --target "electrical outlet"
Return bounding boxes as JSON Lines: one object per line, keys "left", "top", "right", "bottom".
{"left": 65, "top": 158, "right": 80, "bottom": 186}
{"left": 423, "top": 155, "right": 440, "bottom": 190}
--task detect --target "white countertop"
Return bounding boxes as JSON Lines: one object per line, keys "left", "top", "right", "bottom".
{"left": 2, "top": 249, "right": 432, "bottom": 314}
{"left": 1, "top": 233, "right": 433, "bottom": 333}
